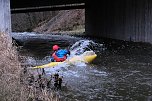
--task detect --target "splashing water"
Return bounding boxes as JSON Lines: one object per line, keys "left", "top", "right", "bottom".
{"left": 22, "top": 38, "right": 103, "bottom": 74}
{"left": 42, "top": 39, "right": 106, "bottom": 91}
{"left": 70, "top": 39, "right": 104, "bottom": 56}
{"left": 15, "top": 32, "right": 152, "bottom": 101}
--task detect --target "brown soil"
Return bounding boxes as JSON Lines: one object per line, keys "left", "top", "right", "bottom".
{"left": 33, "top": 9, "right": 85, "bottom": 34}
{"left": 0, "top": 32, "right": 59, "bottom": 101}
{"left": 0, "top": 32, "right": 21, "bottom": 100}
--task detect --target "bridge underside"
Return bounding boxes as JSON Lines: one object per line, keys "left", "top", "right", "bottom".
{"left": 11, "top": 0, "right": 84, "bottom": 8}
{"left": 4, "top": 0, "right": 152, "bottom": 44}
{"left": 10, "top": 0, "right": 84, "bottom": 13}
{"left": 86, "top": 0, "right": 152, "bottom": 43}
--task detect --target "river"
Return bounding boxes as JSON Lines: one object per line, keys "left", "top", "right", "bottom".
{"left": 12, "top": 32, "right": 152, "bottom": 101}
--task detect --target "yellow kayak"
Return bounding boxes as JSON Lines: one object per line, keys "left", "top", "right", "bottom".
{"left": 33, "top": 51, "right": 97, "bottom": 69}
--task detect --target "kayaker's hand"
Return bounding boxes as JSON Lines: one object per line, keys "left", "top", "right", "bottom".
{"left": 50, "top": 57, "right": 54, "bottom": 62}
{"left": 67, "top": 50, "right": 70, "bottom": 55}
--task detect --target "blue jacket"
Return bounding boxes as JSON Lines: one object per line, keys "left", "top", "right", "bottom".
{"left": 51, "top": 49, "right": 70, "bottom": 62}
{"left": 55, "top": 49, "right": 70, "bottom": 58}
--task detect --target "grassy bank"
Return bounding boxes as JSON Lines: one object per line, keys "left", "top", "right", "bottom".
{"left": 0, "top": 32, "right": 60, "bottom": 101}
{"left": 0, "top": 32, "right": 22, "bottom": 100}
{"left": 51, "top": 28, "right": 85, "bottom": 35}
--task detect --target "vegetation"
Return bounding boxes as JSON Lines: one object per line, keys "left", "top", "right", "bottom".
{"left": 0, "top": 32, "right": 21, "bottom": 100}
{"left": 33, "top": 9, "right": 85, "bottom": 34}
{"left": 0, "top": 32, "right": 59, "bottom": 101}
{"left": 11, "top": 11, "right": 59, "bottom": 32}
{"left": 12, "top": 9, "right": 85, "bottom": 34}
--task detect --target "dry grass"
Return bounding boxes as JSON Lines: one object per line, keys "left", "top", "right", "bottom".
{"left": 33, "top": 9, "right": 85, "bottom": 33}
{"left": 0, "top": 32, "right": 22, "bottom": 101}
{"left": 0, "top": 32, "right": 60, "bottom": 101}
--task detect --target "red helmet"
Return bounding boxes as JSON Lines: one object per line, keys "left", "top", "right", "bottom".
{"left": 53, "top": 45, "right": 60, "bottom": 51}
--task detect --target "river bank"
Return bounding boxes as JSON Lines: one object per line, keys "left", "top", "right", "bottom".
{"left": 0, "top": 32, "right": 61, "bottom": 101}
{"left": 0, "top": 32, "right": 21, "bottom": 100}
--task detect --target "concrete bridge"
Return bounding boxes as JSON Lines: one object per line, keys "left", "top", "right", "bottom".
{"left": 11, "top": 0, "right": 85, "bottom": 13}
{"left": 1, "top": 0, "right": 152, "bottom": 43}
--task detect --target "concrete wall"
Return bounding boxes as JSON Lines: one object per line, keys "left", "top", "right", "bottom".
{"left": 0, "top": 0, "right": 11, "bottom": 34}
{"left": 86, "top": 0, "right": 152, "bottom": 43}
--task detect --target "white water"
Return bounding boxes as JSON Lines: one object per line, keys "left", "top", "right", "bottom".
{"left": 13, "top": 32, "right": 108, "bottom": 101}
{"left": 13, "top": 32, "right": 152, "bottom": 101}
{"left": 44, "top": 39, "right": 104, "bottom": 74}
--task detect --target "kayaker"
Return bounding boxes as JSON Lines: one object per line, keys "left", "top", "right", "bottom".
{"left": 58, "top": 76, "right": 63, "bottom": 90}
{"left": 53, "top": 72, "right": 63, "bottom": 90}
{"left": 53, "top": 72, "right": 59, "bottom": 90}
{"left": 50, "top": 45, "right": 70, "bottom": 62}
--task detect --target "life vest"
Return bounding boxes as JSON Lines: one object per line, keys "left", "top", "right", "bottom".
{"left": 52, "top": 52, "right": 67, "bottom": 62}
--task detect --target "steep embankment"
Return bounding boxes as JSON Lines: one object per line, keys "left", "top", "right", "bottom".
{"left": 11, "top": 11, "right": 59, "bottom": 32}
{"left": 0, "top": 33, "right": 59, "bottom": 100}
{"left": 0, "top": 33, "right": 22, "bottom": 100}
{"left": 33, "top": 9, "right": 85, "bottom": 34}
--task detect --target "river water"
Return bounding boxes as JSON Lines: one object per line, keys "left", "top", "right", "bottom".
{"left": 12, "top": 32, "right": 152, "bottom": 101}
